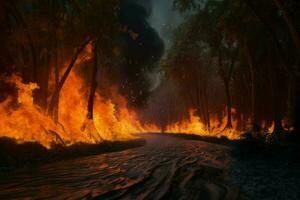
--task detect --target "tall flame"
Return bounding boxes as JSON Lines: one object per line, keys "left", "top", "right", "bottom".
{"left": 0, "top": 53, "right": 277, "bottom": 148}
{"left": 58, "top": 71, "right": 143, "bottom": 143}
{"left": 0, "top": 75, "right": 67, "bottom": 147}
{"left": 0, "top": 71, "right": 279, "bottom": 148}
{"left": 0, "top": 70, "right": 279, "bottom": 148}
{"left": 0, "top": 72, "right": 148, "bottom": 148}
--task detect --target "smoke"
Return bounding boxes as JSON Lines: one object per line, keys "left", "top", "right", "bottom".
{"left": 136, "top": 0, "right": 183, "bottom": 92}
{"left": 131, "top": 0, "right": 183, "bottom": 50}
{"left": 116, "top": 0, "right": 183, "bottom": 106}
{"left": 117, "top": 0, "right": 164, "bottom": 106}
{"left": 146, "top": 0, "right": 183, "bottom": 91}
{"left": 148, "top": 0, "right": 183, "bottom": 51}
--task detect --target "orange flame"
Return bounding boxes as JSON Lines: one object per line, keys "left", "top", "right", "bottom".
{"left": 0, "top": 72, "right": 148, "bottom": 148}
{"left": 0, "top": 56, "right": 276, "bottom": 148}
{"left": 0, "top": 75, "right": 66, "bottom": 148}
{"left": 58, "top": 71, "right": 144, "bottom": 143}
{"left": 161, "top": 109, "right": 241, "bottom": 140}
{"left": 0, "top": 72, "right": 262, "bottom": 148}
{"left": 0, "top": 71, "right": 278, "bottom": 148}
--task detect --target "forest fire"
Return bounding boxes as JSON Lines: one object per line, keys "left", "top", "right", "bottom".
{"left": 0, "top": 0, "right": 291, "bottom": 150}
{"left": 163, "top": 109, "right": 241, "bottom": 140}
{"left": 0, "top": 72, "right": 261, "bottom": 148}
{"left": 0, "top": 72, "right": 146, "bottom": 148}
{"left": 0, "top": 71, "right": 243, "bottom": 148}
{"left": 0, "top": 40, "right": 249, "bottom": 148}
{"left": 1, "top": 0, "right": 300, "bottom": 199}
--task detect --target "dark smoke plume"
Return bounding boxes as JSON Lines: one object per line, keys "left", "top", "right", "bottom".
{"left": 117, "top": 0, "right": 165, "bottom": 107}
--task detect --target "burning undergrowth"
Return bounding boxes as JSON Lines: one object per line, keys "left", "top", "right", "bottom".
{"left": 0, "top": 72, "right": 278, "bottom": 148}
{"left": 0, "top": 71, "right": 148, "bottom": 148}
{"left": 0, "top": 69, "right": 278, "bottom": 149}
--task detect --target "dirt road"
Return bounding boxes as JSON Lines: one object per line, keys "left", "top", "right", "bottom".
{"left": 0, "top": 134, "right": 239, "bottom": 200}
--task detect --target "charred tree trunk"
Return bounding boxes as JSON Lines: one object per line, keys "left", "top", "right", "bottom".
{"left": 87, "top": 41, "right": 98, "bottom": 120}
{"left": 203, "top": 87, "right": 211, "bottom": 131}
{"left": 195, "top": 76, "right": 207, "bottom": 127}
{"left": 81, "top": 40, "right": 103, "bottom": 142}
{"left": 192, "top": 63, "right": 210, "bottom": 131}
{"left": 243, "top": 0, "right": 298, "bottom": 132}
{"left": 7, "top": 1, "right": 37, "bottom": 82}
{"left": 274, "top": 109, "right": 283, "bottom": 134}
{"left": 243, "top": 0, "right": 292, "bottom": 71}
{"left": 54, "top": 36, "right": 59, "bottom": 123}
{"left": 294, "top": 77, "right": 300, "bottom": 133}
{"left": 286, "top": 74, "right": 295, "bottom": 127}
{"left": 224, "top": 82, "right": 233, "bottom": 129}
{"left": 218, "top": 48, "right": 236, "bottom": 130}
{"left": 272, "top": 0, "right": 300, "bottom": 53}
{"left": 244, "top": 43, "right": 260, "bottom": 131}
{"left": 42, "top": 50, "right": 51, "bottom": 110}
{"left": 47, "top": 37, "right": 92, "bottom": 118}
{"left": 36, "top": 26, "right": 52, "bottom": 111}
{"left": 272, "top": 0, "right": 300, "bottom": 133}
{"left": 269, "top": 69, "right": 283, "bottom": 135}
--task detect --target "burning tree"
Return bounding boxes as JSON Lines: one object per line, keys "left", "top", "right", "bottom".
{"left": 0, "top": 0, "right": 148, "bottom": 146}
{"left": 161, "top": 0, "right": 300, "bottom": 137}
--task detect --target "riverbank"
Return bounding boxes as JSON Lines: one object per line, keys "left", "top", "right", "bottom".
{"left": 0, "top": 137, "right": 146, "bottom": 173}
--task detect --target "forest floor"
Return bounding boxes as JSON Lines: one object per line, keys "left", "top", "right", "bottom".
{"left": 0, "top": 137, "right": 145, "bottom": 173}
{"left": 0, "top": 134, "right": 299, "bottom": 199}
{"left": 230, "top": 155, "right": 300, "bottom": 200}
{"left": 229, "top": 133, "right": 300, "bottom": 200}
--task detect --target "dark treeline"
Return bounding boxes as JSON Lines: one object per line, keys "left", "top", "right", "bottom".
{"left": 143, "top": 0, "right": 300, "bottom": 136}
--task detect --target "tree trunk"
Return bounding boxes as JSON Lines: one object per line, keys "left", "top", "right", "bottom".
{"left": 193, "top": 67, "right": 206, "bottom": 126}
{"left": 47, "top": 37, "right": 92, "bottom": 118}
{"left": 196, "top": 80, "right": 206, "bottom": 126}
{"left": 243, "top": 0, "right": 298, "bottom": 133}
{"left": 7, "top": 1, "right": 38, "bottom": 82}
{"left": 274, "top": 109, "right": 283, "bottom": 134}
{"left": 243, "top": 0, "right": 292, "bottom": 72}
{"left": 81, "top": 40, "right": 103, "bottom": 142}
{"left": 286, "top": 74, "right": 295, "bottom": 128}
{"left": 54, "top": 37, "right": 59, "bottom": 123}
{"left": 42, "top": 50, "right": 51, "bottom": 110}
{"left": 218, "top": 49, "right": 235, "bottom": 130}
{"left": 225, "top": 82, "right": 233, "bottom": 129}
{"left": 270, "top": 72, "right": 283, "bottom": 134}
{"left": 272, "top": 0, "right": 300, "bottom": 134}
{"left": 294, "top": 77, "right": 300, "bottom": 133}
{"left": 244, "top": 43, "right": 260, "bottom": 131}
{"left": 205, "top": 106, "right": 210, "bottom": 131}
{"left": 272, "top": 0, "right": 300, "bottom": 53}
{"left": 87, "top": 42, "right": 98, "bottom": 120}
{"left": 203, "top": 87, "right": 211, "bottom": 131}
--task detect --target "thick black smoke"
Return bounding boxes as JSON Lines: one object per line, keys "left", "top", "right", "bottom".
{"left": 117, "top": 0, "right": 164, "bottom": 107}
